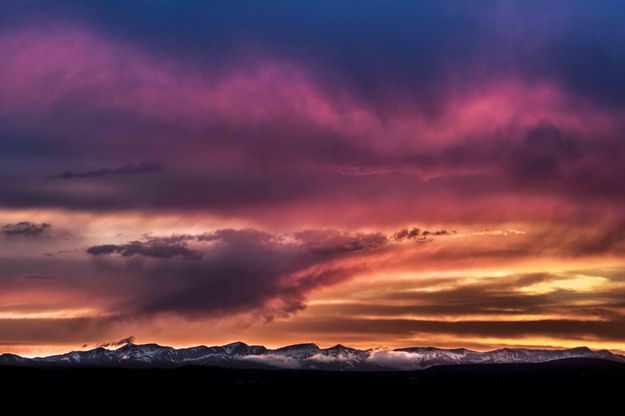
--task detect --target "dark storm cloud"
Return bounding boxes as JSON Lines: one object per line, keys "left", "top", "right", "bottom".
{"left": 2, "top": 221, "right": 51, "bottom": 237}
{"left": 81, "top": 227, "right": 465, "bottom": 319}
{"left": 83, "top": 228, "right": 399, "bottom": 319}
{"left": 77, "top": 225, "right": 472, "bottom": 322}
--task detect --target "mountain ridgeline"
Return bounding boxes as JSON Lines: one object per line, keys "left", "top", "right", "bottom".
{"left": 2, "top": 342, "right": 624, "bottom": 371}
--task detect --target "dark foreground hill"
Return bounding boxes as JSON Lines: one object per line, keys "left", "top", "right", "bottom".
{"left": 2, "top": 357, "right": 625, "bottom": 410}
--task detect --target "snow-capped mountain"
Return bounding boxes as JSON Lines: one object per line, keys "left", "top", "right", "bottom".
{"left": 1, "top": 342, "right": 623, "bottom": 371}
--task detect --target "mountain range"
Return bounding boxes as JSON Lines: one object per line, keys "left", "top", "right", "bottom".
{"left": 2, "top": 342, "right": 624, "bottom": 371}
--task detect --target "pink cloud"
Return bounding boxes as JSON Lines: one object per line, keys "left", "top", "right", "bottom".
{"left": 1, "top": 23, "right": 619, "bottom": 151}
{"left": 1, "top": 22, "right": 625, "bottom": 230}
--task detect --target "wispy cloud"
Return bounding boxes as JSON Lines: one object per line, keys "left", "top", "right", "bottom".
{"left": 53, "top": 161, "right": 163, "bottom": 180}
{"left": 97, "top": 336, "right": 135, "bottom": 348}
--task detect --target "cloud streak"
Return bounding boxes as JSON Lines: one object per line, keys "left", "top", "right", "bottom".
{"left": 53, "top": 161, "right": 163, "bottom": 180}
{"left": 87, "top": 235, "right": 202, "bottom": 261}
{"left": 2, "top": 222, "right": 51, "bottom": 237}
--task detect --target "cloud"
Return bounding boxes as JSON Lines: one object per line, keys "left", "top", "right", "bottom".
{"left": 2, "top": 221, "right": 51, "bottom": 237}
{"left": 292, "top": 229, "right": 388, "bottom": 255}
{"left": 392, "top": 228, "right": 452, "bottom": 241}
{"left": 97, "top": 336, "right": 135, "bottom": 348}
{"left": 82, "top": 228, "right": 399, "bottom": 320}
{"left": 567, "top": 223, "right": 625, "bottom": 256}
{"left": 87, "top": 235, "right": 202, "bottom": 261}
{"left": 267, "top": 267, "right": 625, "bottom": 346}
{"left": 0, "top": 317, "right": 115, "bottom": 345}
{"left": 53, "top": 161, "right": 163, "bottom": 180}
{"left": 77, "top": 227, "right": 461, "bottom": 321}
{"left": 0, "top": 21, "right": 624, "bottom": 231}
{"left": 313, "top": 271, "right": 619, "bottom": 321}
{"left": 239, "top": 354, "right": 301, "bottom": 369}
{"left": 366, "top": 350, "right": 428, "bottom": 370}
{"left": 54, "top": 227, "right": 625, "bottom": 327}
{"left": 289, "top": 317, "right": 625, "bottom": 343}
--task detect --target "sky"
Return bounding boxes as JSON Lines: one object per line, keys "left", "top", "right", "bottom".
{"left": 2, "top": 0, "right": 625, "bottom": 356}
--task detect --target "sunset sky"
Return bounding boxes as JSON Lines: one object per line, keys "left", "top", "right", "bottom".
{"left": 2, "top": 1, "right": 625, "bottom": 356}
